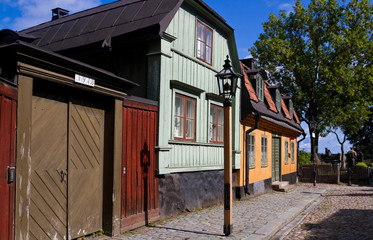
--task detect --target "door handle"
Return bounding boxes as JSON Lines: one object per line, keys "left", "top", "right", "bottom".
{"left": 59, "top": 170, "right": 67, "bottom": 183}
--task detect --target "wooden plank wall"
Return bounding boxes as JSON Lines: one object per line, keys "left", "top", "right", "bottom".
{"left": 0, "top": 82, "right": 17, "bottom": 240}
{"left": 121, "top": 100, "right": 159, "bottom": 229}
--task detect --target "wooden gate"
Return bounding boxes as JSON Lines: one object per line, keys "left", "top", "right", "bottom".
{"left": 121, "top": 99, "right": 159, "bottom": 230}
{"left": 0, "top": 83, "right": 17, "bottom": 240}
{"left": 30, "top": 84, "right": 105, "bottom": 239}
{"left": 272, "top": 137, "right": 281, "bottom": 181}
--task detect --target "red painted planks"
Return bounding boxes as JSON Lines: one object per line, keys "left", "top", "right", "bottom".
{"left": 0, "top": 93, "right": 17, "bottom": 240}
{"left": 121, "top": 100, "right": 158, "bottom": 229}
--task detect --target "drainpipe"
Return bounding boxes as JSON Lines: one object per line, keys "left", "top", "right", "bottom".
{"left": 297, "top": 131, "right": 306, "bottom": 178}
{"left": 245, "top": 111, "right": 261, "bottom": 195}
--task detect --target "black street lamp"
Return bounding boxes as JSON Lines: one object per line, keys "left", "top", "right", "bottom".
{"left": 215, "top": 55, "right": 238, "bottom": 236}
{"left": 309, "top": 116, "right": 317, "bottom": 186}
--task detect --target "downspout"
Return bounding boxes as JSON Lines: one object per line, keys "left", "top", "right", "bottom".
{"left": 245, "top": 111, "right": 261, "bottom": 195}
{"left": 297, "top": 131, "right": 306, "bottom": 178}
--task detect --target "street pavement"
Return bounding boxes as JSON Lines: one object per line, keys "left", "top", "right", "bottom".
{"left": 95, "top": 183, "right": 372, "bottom": 240}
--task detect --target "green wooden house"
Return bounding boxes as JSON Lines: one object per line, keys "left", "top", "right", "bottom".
{"left": 19, "top": 0, "right": 241, "bottom": 232}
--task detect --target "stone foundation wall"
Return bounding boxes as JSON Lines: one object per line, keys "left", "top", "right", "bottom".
{"left": 158, "top": 170, "right": 237, "bottom": 217}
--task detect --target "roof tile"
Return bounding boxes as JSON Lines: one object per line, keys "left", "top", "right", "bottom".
{"left": 281, "top": 95, "right": 292, "bottom": 119}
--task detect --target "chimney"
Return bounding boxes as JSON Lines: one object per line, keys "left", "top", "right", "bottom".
{"left": 52, "top": 8, "right": 69, "bottom": 21}
{"left": 240, "top": 58, "right": 255, "bottom": 69}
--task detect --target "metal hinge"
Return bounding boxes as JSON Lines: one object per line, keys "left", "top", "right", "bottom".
{"left": 123, "top": 168, "right": 126, "bottom": 175}
{"left": 8, "top": 167, "right": 15, "bottom": 184}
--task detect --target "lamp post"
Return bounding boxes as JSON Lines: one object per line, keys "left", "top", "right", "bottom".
{"left": 309, "top": 117, "right": 317, "bottom": 186}
{"left": 215, "top": 55, "right": 238, "bottom": 236}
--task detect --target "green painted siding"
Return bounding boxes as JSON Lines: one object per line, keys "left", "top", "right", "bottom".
{"left": 155, "top": 3, "right": 240, "bottom": 174}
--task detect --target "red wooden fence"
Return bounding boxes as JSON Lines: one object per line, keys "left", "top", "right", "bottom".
{"left": 0, "top": 82, "right": 17, "bottom": 240}
{"left": 121, "top": 99, "right": 159, "bottom": 231}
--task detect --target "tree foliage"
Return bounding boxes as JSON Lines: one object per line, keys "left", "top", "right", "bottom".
{"left": 250, "top": 0, "right": 373, "bottom": 154}
{"left": 346, "top": 108, "right": 373, "bottom": 160}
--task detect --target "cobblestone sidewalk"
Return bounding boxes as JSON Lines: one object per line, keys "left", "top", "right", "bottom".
{"left": 96, "top": 183, "right": 332, "bottom": 240}
{"left": 282, "top": 184, "right": 373, "bottom": 240}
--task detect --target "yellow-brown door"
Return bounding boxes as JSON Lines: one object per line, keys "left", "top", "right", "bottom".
{"left": 30, "top": 87, "right": 105, "bottom": 239}
{"left": 30, "top": 93, "right": 68, "bottom": 240}
{"left": 68, "top": 97, "right": 104, "bottom": 238}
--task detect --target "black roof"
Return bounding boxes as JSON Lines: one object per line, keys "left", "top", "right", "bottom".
{"left": 19, "top": 0, "right": 231, "bottom": 52}
{"left": 0, "top": 29, "right": 138, "bottom": 92}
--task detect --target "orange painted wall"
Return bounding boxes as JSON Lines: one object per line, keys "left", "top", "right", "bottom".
{"left": 281, "top": 137, "right": 297, "bottom": 176}
{"left": 237, "top": 125, "right": 272, "bottom": 186}
{"left": 237, "top": 125, "right": 299, "bottom": 187}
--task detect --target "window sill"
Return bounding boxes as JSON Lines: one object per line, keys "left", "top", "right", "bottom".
{"left": 169, "top": 140, "right": 223, "bottom": 147}
{"left": 261, "top": 165, "right": 268, "bottom": 168}
{"left": 249, "top": 165, "right": 255, "bottom": 169}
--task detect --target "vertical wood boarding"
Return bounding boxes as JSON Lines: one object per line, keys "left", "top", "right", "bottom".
{"left": 0, "top": 83, "right": 17, "bottom": 240}
{"left": 121, "top": 100, "right": 159, "bottom": 230}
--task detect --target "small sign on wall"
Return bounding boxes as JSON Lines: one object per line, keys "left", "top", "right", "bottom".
{"left": 75, "top": 74, "right": 95, "bottom": 87}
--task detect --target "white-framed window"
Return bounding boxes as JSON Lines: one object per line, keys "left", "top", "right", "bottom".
{"left": 246, "top": 133, "right": 255, "bottom": 168}
{"left": 196, "top": 20, "right": 213, "bottom": 65}
{"left": 261, "top": 136, "right": 268, "bottom": 167}
{"left": 256, "top": 74, "right": 264, "bottom": 101}
{"left": 284, "top": 140, "right": 289, "bottom": 164}
{"left": 209, "top": 104, "right": 224, "bottom": 143}
{"left": 174, "top": 93, "right": 196, "bottom": 141}
{"left": 291, "top": 141, "right": 295, "bottom": 164}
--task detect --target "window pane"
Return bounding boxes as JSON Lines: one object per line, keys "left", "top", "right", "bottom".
{"left": 174, "top": 117, "right": 183, "bottom": 138}
{"left": 206, "top": 29, "right": 212, "bottom": 46}
{"left": 186, "top": 99, "right": 195, "bottom": 118}
{"left": 175, "top": 96, "right": 184, "bottom": 116}
{"left": 210, "top": 105, "right": 216, "bottom": 124}
{"left": 185, "top": 119, "right": 194, "bottom": 139}
{"left": 206, "top": 47, "right": 211, "bottom": 64}
{"left": 197, "top": 23, "right": 204, "bottom": 41}
{"left": 197, "top": 41, "right": 205, "bottom": 59}
{"left": 218, "top": 126, "right": 223, "bottom": 142}
{"left": 209, "top": 123, "right": 214, "bottom": 141}
{"left": 218, "top": 108, "right": 224, "bottom": 124}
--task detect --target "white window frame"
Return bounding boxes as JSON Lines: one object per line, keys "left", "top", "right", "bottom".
{"left": 247, "top": 133, "right": 255, "bottom": 168}
{"left": 284, "top": 140, "right": 289, "bottom": 165}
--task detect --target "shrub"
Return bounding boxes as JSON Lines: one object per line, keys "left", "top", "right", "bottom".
{"left": 356, "top": 162, "right": 368, "bottom": 168}
{"left": 299, "top": 150, "right": 312, "bottom": 166}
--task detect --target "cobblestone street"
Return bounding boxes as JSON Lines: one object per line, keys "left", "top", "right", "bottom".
{"left": 92, "top": 183, "right": 373, "bottom": 240}
{"left": 282, "top": 184, "right": 373, "bottom": 240}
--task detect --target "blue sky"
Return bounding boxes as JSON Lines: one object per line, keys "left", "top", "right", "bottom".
{"left": 0, "top": 0, "right": 351, "bottom": 154}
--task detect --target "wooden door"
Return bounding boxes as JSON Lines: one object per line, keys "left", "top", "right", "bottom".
{"left": 68, "top": 97, "right": 104, "bottom": 239}
{"left": 30, "top": 94, "right": 68, "bottom": 240}
{"left": 0, "top": 93, "right": 17, "bottom": 240}
{"left": 29, "top": 86, "right": 105, "bottom": 239}
{"left": 121, "top": 100, "right": 159, "bottom": 230}
{"left": 272, "top": 137, "right": 281, "bottom": 182}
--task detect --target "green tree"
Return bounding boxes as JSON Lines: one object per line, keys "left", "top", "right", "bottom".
{"left": 250, "top": 0, "right": 373, "bottom": 162}
{"left": 346, "top": 108, "right": 373, "bottom": 161}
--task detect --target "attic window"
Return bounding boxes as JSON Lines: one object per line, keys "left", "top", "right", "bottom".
{"left": 289, "top": 100, "right": 293, "bottom": 118}
{"left": 256, "top": 74, "right": 264, "bottom": 101}
{"left": 196, "top": 21, "right": 213, "bottom": 65}
{"left": 275, "top": 89, "right": 281, "bottom": 112}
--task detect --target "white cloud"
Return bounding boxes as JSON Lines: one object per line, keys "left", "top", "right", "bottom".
{"left": 278, "top": 2, "right": 294, "bottom": 16}
{"left": 10, "top": 0, "right": 102, "bottom": 30}
{"left": 244, "top": 54, "right": 253, "bottom": 59}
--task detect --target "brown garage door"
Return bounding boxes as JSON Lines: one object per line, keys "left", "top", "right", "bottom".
{"left": 30, "top": 89, "right": 104, "bottom": 239}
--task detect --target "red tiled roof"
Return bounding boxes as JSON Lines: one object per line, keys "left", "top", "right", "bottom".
{"left": 264, "top": 82, "right": 278, "bottom": 113}
{"left": 281, "top": 95, "right": 291, "bottom": 119}
{"left": 293, "top": 109, "right": 300, "bottom": 124}
{"left": 240, "top": 62, "right": 259, "bottom": 102}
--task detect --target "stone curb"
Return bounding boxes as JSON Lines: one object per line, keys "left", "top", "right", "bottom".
{"left": 245, "top": 189, "right": 327, "bottom": 240}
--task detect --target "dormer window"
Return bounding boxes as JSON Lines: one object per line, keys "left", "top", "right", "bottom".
{"left": 196, "top": 21, "right": 213, "bottom": 65}
{"left": 289, "top": 100, "right": 293, "bottom": 118}
{"left": 256, "top": 74, "right": 264, "bottom": 101}
{"left": 275, "top": 89, "right": 281, "bottom": 112}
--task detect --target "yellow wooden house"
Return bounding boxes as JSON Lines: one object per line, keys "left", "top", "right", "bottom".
{"left": 236, "top": 59, "right": 303, "bottom": 198}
